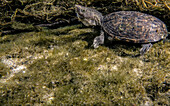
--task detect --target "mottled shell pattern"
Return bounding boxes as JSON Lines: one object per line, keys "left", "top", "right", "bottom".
{"left": 103, "top": 11, "right": 168, "bottom": 43}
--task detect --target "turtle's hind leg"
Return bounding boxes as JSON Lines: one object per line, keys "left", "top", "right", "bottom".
{"left": 140, "top": 43, "right": 152, "bottom": 55}
{"left": 93, "top": 30, "right": 104, "bottom": 48}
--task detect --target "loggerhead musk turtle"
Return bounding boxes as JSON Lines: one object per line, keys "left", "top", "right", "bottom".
{"left": 75, "top": 5, "right": 168, "bottom": 55}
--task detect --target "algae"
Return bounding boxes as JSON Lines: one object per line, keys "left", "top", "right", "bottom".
{"left": 0, "top": 0, "right": 170, "bottom": 105}
{"left": 0, "top": 0, "right": 169, "bottom": 34}
{"left": 0, "top": 22, "right": 169, "bottom": 105}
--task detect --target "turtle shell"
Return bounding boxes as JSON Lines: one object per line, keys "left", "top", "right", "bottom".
{"left": 102, "top": 11, "right": 168, "bottom": 43}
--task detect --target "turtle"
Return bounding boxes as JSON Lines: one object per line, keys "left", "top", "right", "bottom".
{"left": 75, "top": 5, "right": 168, "bottom": 55}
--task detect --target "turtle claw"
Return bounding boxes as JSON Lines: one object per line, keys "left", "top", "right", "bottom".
{"left": 140, "top": 43, "right": 152, "bottom": 55}
{"left": 92, "top": 30, "right": 104, "bottom": 48}
{"left": 93, "top": 36, "right": 102, "bottom": 48}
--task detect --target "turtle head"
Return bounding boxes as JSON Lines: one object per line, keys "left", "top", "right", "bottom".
{"left": 75, "top": 5, "right": 103, "bottom": 26}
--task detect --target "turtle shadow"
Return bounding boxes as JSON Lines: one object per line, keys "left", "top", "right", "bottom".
{"left": 81, "top": 33, "right": 142, "bottom": 57}
{"left": 104, "top": 40, "right": 142, "bottom": 57}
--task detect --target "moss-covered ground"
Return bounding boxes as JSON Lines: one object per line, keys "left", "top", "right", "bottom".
{"left": 0, "top": 23, "right": 169, "bottom": 105}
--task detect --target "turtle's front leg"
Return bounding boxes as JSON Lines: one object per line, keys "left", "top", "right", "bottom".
{"left": 93, "top": 30, "right": 104, "bottom": 48}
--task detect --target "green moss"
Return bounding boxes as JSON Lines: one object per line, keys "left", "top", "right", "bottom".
{"left": 0, "top": 0, "right": 169, "bottom": 105}
{"left": 0, "top": 62, "right": 10, "bottom": 78}
{"left": 0, "top": 19, "right": 169, "bottom": 105}
{"left": 11, "top": 22, "right": 34, "bottom": 30}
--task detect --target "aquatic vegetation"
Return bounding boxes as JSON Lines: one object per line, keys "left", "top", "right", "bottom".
{"left": 0, "top": 0, "right": 169, "bottom": 34}
{"left": 0, "top": 0, "right": 169, "bottom": 105}
{"left": 0, "top": 23, "right": 169, "bottom": 105}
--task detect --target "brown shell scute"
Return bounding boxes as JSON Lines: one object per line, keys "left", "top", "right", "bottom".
{"left": 102, "top": 11, "right": 168, "bottom": 43}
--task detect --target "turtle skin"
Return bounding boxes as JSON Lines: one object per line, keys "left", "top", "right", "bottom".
{"left": 102, "top": 11, "right": 168, "bottom": 43}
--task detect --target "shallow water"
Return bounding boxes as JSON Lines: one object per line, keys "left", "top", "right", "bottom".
{"left": 0, "top": 24, "right": 169, "bottom": 105}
